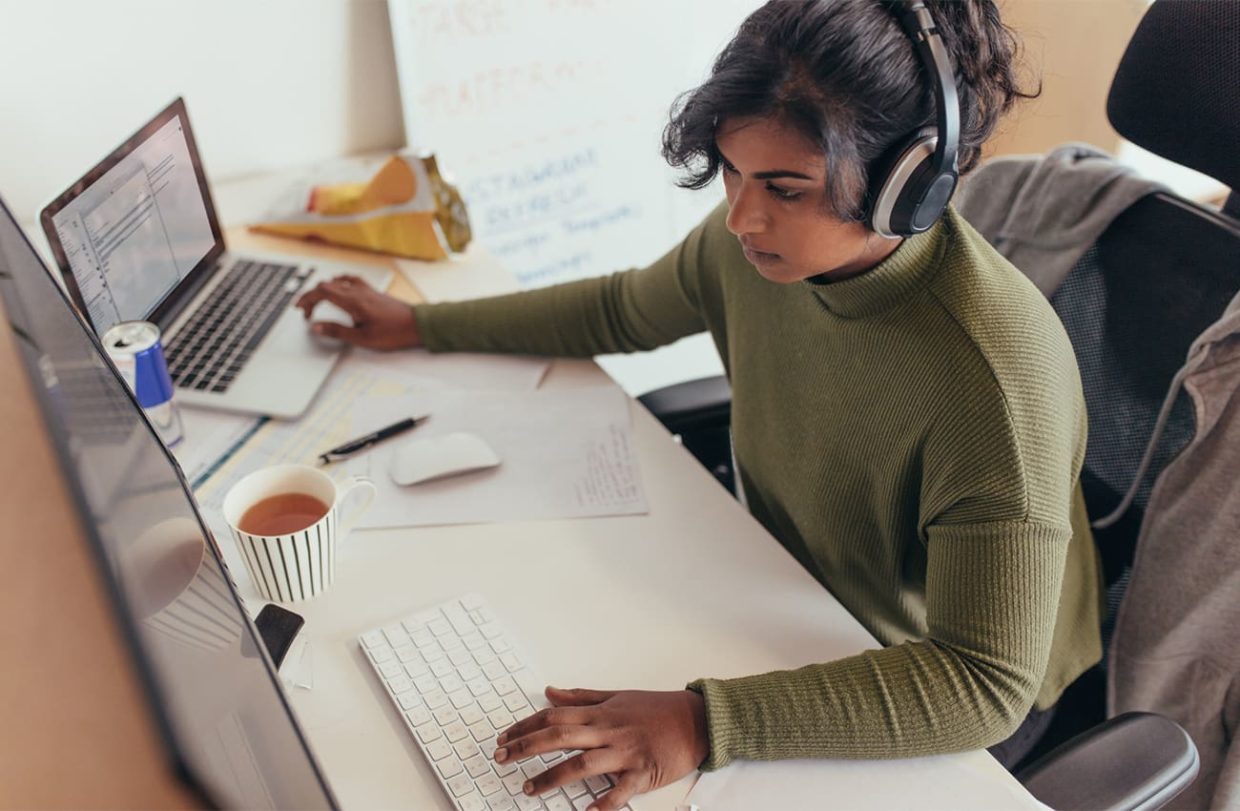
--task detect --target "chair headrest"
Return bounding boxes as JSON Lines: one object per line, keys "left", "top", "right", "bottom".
{"left": 1107, "top": 0, "right": 1240, "bottom": 194}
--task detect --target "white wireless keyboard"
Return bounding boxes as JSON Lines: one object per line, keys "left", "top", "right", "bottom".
{"left": 360, "top": 594, "right": 629, "bottom": 811}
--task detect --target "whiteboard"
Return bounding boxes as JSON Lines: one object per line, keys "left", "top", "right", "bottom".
{"left": 388, "top": 0, "right": 762, "bottom": 393}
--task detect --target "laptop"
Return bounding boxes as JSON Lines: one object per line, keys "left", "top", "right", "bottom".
{"left": 39, "top": 97, "right": 391, "bottom": 419}
{"left": 0, "top": 192, "right": 337, "bottom": 807}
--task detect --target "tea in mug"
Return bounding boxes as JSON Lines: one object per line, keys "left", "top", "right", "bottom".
{"left": 238, "top": 493, "right": 329, "bottom": 536}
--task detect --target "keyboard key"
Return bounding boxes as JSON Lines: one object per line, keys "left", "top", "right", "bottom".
{"left": 479, "top": 693, "right": 504, "bottom": 712}
{"left": 450, "top": 689, "right": 475, "bottom": 709}
{"left": 434, "top": 706, "right": 458, "bottom": 726}
{"left": 493, "top": 677, "right": 518, "bottom": 696}
{"left": 414, "top": 675, "right": 439, "bottom": 693}
{"left": 404, "top": 660, "right": 430, "bottom": 679}
{"left": 415, "top": 723, "right": 443, "bottom": 744}
{"left": 479, "top": 623, "right": 503, "bottom": 639}
{"left": 405, "top": 707, "right": 431, "bottom": 727}
{"left": 573, "top": 796, "right": 593, "bottom": 811}
{"left": 465, "top": 755, "right": 490, "bottom": 778}
{"left": 514, "top": 797, "right": 541, "bottom": 811}
{"left": 378, "top": 661, "right": 402, "bottom": 679}
{"left": 441, "top": 635, "right": 465, "bottom": 652}
{"left": 447, "top": 774, "right": 474, "bottom": 797}
{"left": 370, "top": 647, "right": 394, "bottom": 663}
{"left": 584, "top": 775, "right": 611, "bottom": 794}
{"left": 410, "top": 629, "right": 435, "bottom": 648}
{"left": 474, "top": 649, "right": 499, "bottom": 666}
{"left": 563, "top": 780, "right": 588, "bottom": 798}
{"left": 460, "top": 705, "right": 486, "bottom": 726}
{"left": 469, "top": 720, "right": 495, "bottom": 742}
{"left": 477, "top": 773, "right": 504, "bottom": 797}
{"left": 440, "top": 674, "right": 466, "bottom": 694}
{"left": 488, "top": 797, "right": 516, "bottom": 811}
{"left": 424, "top": 690, "right": 450, "bottom": 709}
{"left": 545, "top": 795, "right": 573, "bottom": 811}
{"left": 455, "top": 739, "right": 481, "bottom": 761}
{"left": 521, "top": 761, "right": 545, "bottom": 780}
{"left": 503, "top": 693, "right": 530, "bottom": 713}
{"left": 395, "top": 645, "right": 419, "bottom": 662}
{"left": 398, "top": 692, "right": 421, "bottom": 710}
{"left": 462, "top": 632, "right": 487, "bottom": 650}
{"left": 503, "top": 772, "right": 527, "bottom": 796}
{"left": 500, "top": 653, "right": 523, "bottom": 672}
{"left": 460, "top": 795, "right": 486, "bottom": 811}
{"left": 426, "top": 738, "right": 453, "bottom": 761}
{"left": 429, "top": 618, "right": 452, "bottom": 637}
{"left": 459, "top": 664, "right": 484, "bottom": 682}
{"left": 437, "top": 758, "right": 463, "bottom": 779}
{"left": 488, "top": 710, "right": 513, "bottom": 729}
{"left": 468, "top": 677, "right": 492, "bottom": 697}
{"left": 461, "top": 594, "right": 486, "bottom": 610}
{"left": 444, "top": 722, "right": 470, "bottom": 743}
{"left": 482, "top": 660, "right": 508, "bottom": 680}
{"left": 361, "top": 630, "right": 385, "bottom": 648}
{"left": 450, "top": 649, "right": 474, "bottom": 667}
{"left": 431, "top": 659, "right": 455, "bottom": 678}
{"left": 388, "top": 675, "right": 413, "bottom": 694}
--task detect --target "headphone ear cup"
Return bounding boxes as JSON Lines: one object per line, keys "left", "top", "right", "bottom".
{"left": 868, "top": 129, "right": 956, "bottom": 238}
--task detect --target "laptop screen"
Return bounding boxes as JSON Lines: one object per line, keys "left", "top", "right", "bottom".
{"left": 0, "top": 195, "right": 333, "bottom": 809}
{"left": 40, "top": 98, "right": 225, "bottom": 335}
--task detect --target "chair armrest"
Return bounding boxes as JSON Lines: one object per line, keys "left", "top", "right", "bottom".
{"left": 637, "top": 375, "right": 732, "bottom": 435}
{"left": 1016, "top": 711, "right": 1199, "bottom": 811}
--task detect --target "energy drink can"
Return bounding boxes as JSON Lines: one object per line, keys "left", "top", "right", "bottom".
{"left": 103, "top": 320, "right": 184, "bottom": 448}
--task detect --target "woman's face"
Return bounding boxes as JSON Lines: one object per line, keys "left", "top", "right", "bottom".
{"left": 716, "top": 116, "right": 900, "bottom": 284}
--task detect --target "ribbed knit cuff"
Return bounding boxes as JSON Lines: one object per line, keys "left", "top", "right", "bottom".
{"left": 686, "top": 678, "right": 736, "bottom": 771}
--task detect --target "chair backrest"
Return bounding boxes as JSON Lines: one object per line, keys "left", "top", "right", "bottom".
{"left": 1073, "top": 0, "right": 1240, "bottom": 622}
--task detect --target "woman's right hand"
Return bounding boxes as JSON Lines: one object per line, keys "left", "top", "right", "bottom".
{"left": 294, "top": 274, "right": 423, "bottom": 350}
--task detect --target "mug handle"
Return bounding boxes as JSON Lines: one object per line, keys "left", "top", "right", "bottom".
{"left": 335, "top": 476, "right": 377, "bottom": 539}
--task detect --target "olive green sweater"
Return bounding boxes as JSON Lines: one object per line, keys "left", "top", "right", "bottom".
{"left": 413, "top": 204, "right": 1102, "bottom": 768}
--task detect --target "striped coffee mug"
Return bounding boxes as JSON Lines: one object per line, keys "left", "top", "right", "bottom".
{"left": 222, "top": 464, "right": 375, "bottom": 603}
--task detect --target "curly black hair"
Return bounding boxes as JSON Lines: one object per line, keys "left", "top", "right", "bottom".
{"left": 661, "top": 0, "right": 1038, "bottom": 222}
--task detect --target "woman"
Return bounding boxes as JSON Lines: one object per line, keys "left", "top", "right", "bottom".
{"left": 297, "top": 1, "right": 1102, "bottom": 808}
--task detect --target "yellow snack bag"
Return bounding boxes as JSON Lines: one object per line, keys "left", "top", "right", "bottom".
{"left": 252, "top": 152, "right": 471, "bottom": 260}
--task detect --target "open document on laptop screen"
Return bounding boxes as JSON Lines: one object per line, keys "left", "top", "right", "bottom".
{"left": 0, "top": 196, "right": 335, "bottom": 809}
{"left": 47, "top": 111, "right": 216, "bottom": 334}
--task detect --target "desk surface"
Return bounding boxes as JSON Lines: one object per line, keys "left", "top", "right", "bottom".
{"left": 190, "top": 229, "right": 1037, "bottom": 810}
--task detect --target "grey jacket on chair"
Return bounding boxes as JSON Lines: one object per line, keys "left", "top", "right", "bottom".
{"left": 1107, "top": 293, "right": 1240, "bottom": 811}
{"left": 959, "top": 143, "right": 1240, "bottom": 809}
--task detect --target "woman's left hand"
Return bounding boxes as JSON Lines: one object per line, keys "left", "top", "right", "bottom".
{"left": 494, "top": 686, "right": 710, "bottom": 810}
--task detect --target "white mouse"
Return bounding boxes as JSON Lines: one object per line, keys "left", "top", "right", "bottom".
{"left": 389, "top": 432, "right": 501, "bottom": 486}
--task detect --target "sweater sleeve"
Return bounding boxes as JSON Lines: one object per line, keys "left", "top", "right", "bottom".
{"left": 411, "top": 205, "right": 727, "bottom": 357}
{"left": 688, "top": 518, "right": 1071, "bottom": 768}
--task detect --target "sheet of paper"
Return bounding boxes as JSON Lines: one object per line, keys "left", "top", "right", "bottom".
{"left": 338, "top": 385, "right": 647, "bottom": 528}
{"left": 192, "top": 349, "right": 562, "bottom": 534}
{"left": 684, "top": 751, "right": 1051, "bottom": 811}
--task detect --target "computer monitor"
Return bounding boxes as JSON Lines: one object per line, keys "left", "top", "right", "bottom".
{"left": 0, "top": 194, "right": 336, "bottom": 809}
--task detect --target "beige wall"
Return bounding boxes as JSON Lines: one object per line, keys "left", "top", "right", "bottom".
{"left": 987, "top": 0, "right": 1149, "bottom": 158}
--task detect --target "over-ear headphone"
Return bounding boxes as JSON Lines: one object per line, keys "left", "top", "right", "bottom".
{"left": 867, "top": 0, "right": 961, "bottom": 239}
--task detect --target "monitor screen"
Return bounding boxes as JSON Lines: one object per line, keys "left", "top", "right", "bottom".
{"left": 0, "top": 195, "right": 334, "bottom": 809}
{"left": 40, "top": 98, "right": 222, "bottom": 335}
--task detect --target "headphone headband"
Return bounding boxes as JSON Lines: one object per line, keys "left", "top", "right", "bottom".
{"left": 867, "top": 0, "right": 962, "bottom": 238}
{"left": 897, "top": 1, "right": 959, "bottom": 176}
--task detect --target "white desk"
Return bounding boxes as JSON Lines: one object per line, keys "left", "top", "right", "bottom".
{"left": 198, "top": 224, "right": 1039, "bottom": 810}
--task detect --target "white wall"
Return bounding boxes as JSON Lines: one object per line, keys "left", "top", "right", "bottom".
{"left": 0, "top": 0, "right": 406, "bottom": 225}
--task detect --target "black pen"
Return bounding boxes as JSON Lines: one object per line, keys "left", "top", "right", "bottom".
{"left": 317, "top": 415, "right": 428, "bottom": 465}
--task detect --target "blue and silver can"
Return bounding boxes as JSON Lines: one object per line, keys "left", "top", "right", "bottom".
{"left": 103, "top": 320, "right": 184, "bottom": 448}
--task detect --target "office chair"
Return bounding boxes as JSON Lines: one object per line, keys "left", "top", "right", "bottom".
{"left": 639, "top": 1, "right": 1239, "bottom": 807}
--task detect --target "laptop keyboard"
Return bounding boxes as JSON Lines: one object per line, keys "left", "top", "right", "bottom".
{"left": 165, "top": 259, "right": 309, "bottom": 393}
{"left": 360, "top": 594, "right": 631, "bottom": 811}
